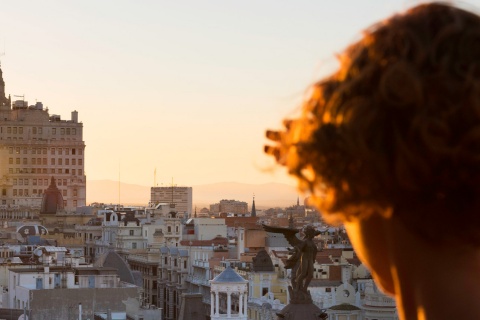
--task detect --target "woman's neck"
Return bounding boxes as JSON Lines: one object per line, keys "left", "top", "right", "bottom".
{"left": 388, "top": 219, "right": 480, "bottom": 320}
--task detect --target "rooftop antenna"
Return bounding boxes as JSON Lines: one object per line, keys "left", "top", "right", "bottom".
{"left": 0, "top": 41, "right": 5, "bottom": 67}
{"left": 118, "top": 161, "right": 121, "bottom": 206}
{"left": 154, "top": 167, "right": 157, "bottom": 187}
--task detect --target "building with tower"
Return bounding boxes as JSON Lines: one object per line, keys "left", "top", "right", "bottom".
{"left": 0, "top": 66, "right": 86, "bottom": 211}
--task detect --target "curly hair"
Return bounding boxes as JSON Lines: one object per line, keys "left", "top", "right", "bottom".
{"left": 266, "top": 3, "right": 480, "bottom": 245}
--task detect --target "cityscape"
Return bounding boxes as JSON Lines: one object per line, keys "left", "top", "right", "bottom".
{"left": 0, "top": 67, "right": 396, "bottom": 319}
{"left": 0, "top": 1, "right": 425, "bottom": 320}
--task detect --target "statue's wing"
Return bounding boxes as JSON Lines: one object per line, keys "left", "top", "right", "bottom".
{"left": 262, "top": 223, "right": 301, "bottom": 247}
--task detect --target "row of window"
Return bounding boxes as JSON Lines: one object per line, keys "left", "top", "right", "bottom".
{"left": 2, "top": 127, "right": 78, "bottom": 135}
{"left": 9, "top": 158, "right": 83, "bottom": 166}
{"left": 9, "top": 147, "right": 83, "bottom": 155}
{"left": 8, "top": 167, "right": 83, "bottom": 176}
{"left": 11, "top": 188, "right": 78, "bottom": 197}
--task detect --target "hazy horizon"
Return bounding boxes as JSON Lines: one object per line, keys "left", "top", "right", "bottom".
{"left": 87, "top": 179, "right": 301, "bottom": 209}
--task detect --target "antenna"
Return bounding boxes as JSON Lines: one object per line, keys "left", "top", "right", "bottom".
{"left": 0, "top": 41, "right": 4, "bottom": 67}
{"left": 154, "top": 168, "right": 157, "bottom": 187}
{"left": 118, "top": 161, "right": 121, "bottom": 206}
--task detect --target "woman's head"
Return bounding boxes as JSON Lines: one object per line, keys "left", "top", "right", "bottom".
{"left": 266, "top": 3, "right": 480, "bottom": 245}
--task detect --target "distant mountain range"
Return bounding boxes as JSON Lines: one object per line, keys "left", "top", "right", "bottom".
{"left": 87, "top": 180, "right": 300, "bottom": 209}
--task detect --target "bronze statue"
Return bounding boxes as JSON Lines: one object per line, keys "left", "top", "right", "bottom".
{"left": 263, "top": 224, "right": 321, "bottom": 303}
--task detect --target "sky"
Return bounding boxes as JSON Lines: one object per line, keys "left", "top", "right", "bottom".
{"left": 1, "top": 0, "right": 477, "bottom": 187}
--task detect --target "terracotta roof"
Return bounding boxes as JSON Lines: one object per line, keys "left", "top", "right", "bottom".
{"left": 315, "top": 256, "right": 333, "bottom": 265}
{"left": 316, "top": 248, "right": 342, "bottom": 257}
{"left": 180, "top": 236, "right": 228, "bottom": 247}
{"left": 225, "top": 217, "right": 259, "bottom": 228}
{"left": 346, "top": 257, "right": 362, "bottom": 267}
{"left": 329, "top": 265, "right": 342, "bottom": 281}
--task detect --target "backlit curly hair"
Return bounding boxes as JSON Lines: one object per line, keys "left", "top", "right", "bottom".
{"left": 266, "top": 2, "right": 480, "bottom": 245}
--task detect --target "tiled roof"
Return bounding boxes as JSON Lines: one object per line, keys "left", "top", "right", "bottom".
{"left": 211, "top": 266, "right": 248, "bottom": 283}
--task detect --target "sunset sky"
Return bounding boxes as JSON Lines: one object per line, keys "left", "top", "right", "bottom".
{"left": 1, "top": 0, "right": 475, "bottom": 188}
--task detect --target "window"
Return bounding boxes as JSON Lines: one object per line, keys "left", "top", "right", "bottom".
{"left": 33, "top": 179, "right": 37, "bottom": 186}
{"left": 61, "top": 128, "right": 65, "bottom": 135}
{"left": 32, "top": 148, "right": 36, "bottom": 154}
{"left": 18, "top": 127, "right": 23, "bottom": 134}
{"left": 44, "top": 179, "right": 48, "bottom": 185}
{"left": 51, "top": 169, "right": 55, "bottom": 174}
{"left": 132, "top": 243, "right": 137, "bottom": 249}
{"left": 15, "top": 147, "right": 20, "bottom": 154}
{"left": 66, "top": 128, "right": 71, "bottom": 135}
{"left": 129, "top": 230, "right": 134, "bottom": 236}
{"left": 13, "top": 179, "right": 17, "bottom": 185}
{"left": 18, "top": 179, "right": 23, "bottom": 186}
{"left": 63, "top": 190, "right": 67, "bottom": 196}
{"left": 58, "top": 148, "right": 62, "bottom": 155}
{"left": 51, "top": 159, "right": 55, "bottom": 165}
{"left": 63, "top": 179, "right": 67, "bottom": 185}
{"left": 13, "top": 189, "right": 16, "bottom": 196}
{"left": 13, "top": 127, "right": 17, "bottom": 134}
{"left": 15, "top": 158, "right": 20, "bottom": 164}
{"left": 72, "top": 169, "right": 76, "bottom": 175}
{"left": 65, "top": 148, "right": 70, "bottom": 155}
{"left": 66, "top": 159, "right": 70, "bottom": 165}
{"left": 8, "top": 168, "right": 12, "bottom": 173}
{"left": 23, "top": 158, "right": 27, "bottom": 165}
{"left": 73, "top": 189, "right": 77, "bottom": 197}
{"left": 52, "top": 128, "right": 56, "bottom": 135}
{"left": 8, "top": 158, "right": 12, "bottom": 164}
{"left": 32, "top": 127, "right": 37, "bottom": 134}
{"left": 38, "top": 127, "right": 42, "bottom": 134}
{"left": 72, "top": 159, "right": 76, "bottom": 165}
{"left": 72, "top": 148, "right": 76, "bottom": 155}
{"left": 58, "top": 158, "right": 62, "bottom": 165}
{"left": 72, "top": 128, "right": 76, "bottom": 135}
{"left": 51, "top": 148, "right": 55, "bottom": 155}
{"left": 18, "top": 189, "right": 23, "bottom": 196}
{"left": 8, "top": 147, "right": 12, "bottom": 154}
{"left": 24, "top": 179, "right": 28, "bottom": 185}
{"left": 43, "top": 158, "right": 47, "bottom": 165}
{"left": 79, "top": 169, "right": 82, "bottom": 175}
{"left": 79, "top": 149, "right": 83, "bottom": 155}
{"left": 7, "top": 127, "right": 11, "bottom": 133}
{"left": 22, "top": 147, "right": 27, "bottom": 154}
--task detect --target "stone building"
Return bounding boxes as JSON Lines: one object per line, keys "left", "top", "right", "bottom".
{"left": 150, "top": 186, "right": 192, "bottom": 216}
{"left": 0, "top": 67, "right": 86, "bottom": 211}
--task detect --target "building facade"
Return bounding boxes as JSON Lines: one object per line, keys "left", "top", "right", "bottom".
{"left": 0, "top": 67, "right": 86, "bottom": 211}
{"left": 150, "top": 186, "right": 192, "bottom": 216}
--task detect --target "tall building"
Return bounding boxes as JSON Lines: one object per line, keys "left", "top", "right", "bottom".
{"left": 150, "top": 186, "right": 192, "bottom": 215}
{"left": 0, "top": 67, "right": 86, "bottom": 211}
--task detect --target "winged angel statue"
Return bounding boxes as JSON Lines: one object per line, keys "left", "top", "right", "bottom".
{"left": 262, "top": 224, "right": 321, "bottom": 303}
